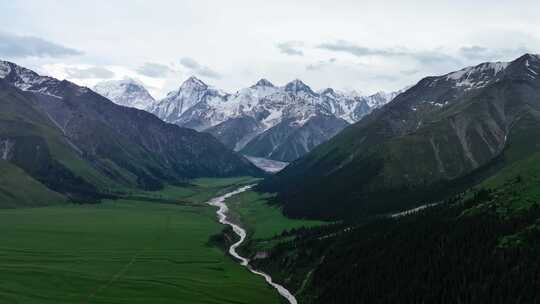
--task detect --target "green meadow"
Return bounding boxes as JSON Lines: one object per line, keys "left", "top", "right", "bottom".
{"left": 226, "top": 191, "right": 325, "bottom": 251}
{"left": 0, "top": 177, "right": 283, "bottom": 304}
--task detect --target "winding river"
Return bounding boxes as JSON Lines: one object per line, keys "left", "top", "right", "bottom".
{"left": 207, "top": 185, "right": 298, "bottom": 304}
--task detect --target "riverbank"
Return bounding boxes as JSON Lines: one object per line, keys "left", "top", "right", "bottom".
{"left": 207, "top": 186, "right": 298, "bottom": 304}
{"left": 212, "top": 189, "right": 326, "bottom": 303}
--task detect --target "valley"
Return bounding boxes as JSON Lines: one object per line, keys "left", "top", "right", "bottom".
{"left": 0, "top": 177, "right": 312, "bottom": 304}
{"left": 261, "top": 54, "right": 540, "bottom": 220}
{"left": 207, "top": 186, "right": 299, "bottom": 304}
{"left": 252, "top": 158, "right": 540, "bottom": 303}
{"left": 1, "top": 6, "right": 540, "bottom": 301}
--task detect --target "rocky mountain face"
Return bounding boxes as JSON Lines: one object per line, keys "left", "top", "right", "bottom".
{"left": 240, "top": 114, "right": 349, "bottom": 161}
{"left": 0, "top": 60, "right": 262, "bottom": 206}
{"left": 147, "top": 76, "right": 229, "bottom": 128}
{"left": 149, "top": 77, "right": 399, "bottom": 161}
{"left": 260, "top": 54, "right": 540, "bottom": 219}
{"left": 93, "top": 78, "right": 155, "bottom": 110}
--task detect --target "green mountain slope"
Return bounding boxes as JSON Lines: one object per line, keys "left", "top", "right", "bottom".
{"left": 0, "top": 61, "right": 263, "bottom": 207}
{"left": 0, "top": 79, "right": 109, "bottom": 204}
{"left": 260, "top": 54, "right": 540, "bottom": 219}
{"left": 254, "top": 153, "right": 540, "bottom": 303}
{"left": 0, "top": 161, "right": 67, "bottom": 208}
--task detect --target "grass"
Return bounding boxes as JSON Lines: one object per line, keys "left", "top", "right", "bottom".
{"left": 226, "top": 190, "right": 325, "bottom": 244}
{"left": 0, "top": 160, "right": 67, "bottom": 208}
{"left": 459, "top": 152, "right": 540, "bottom": 248}
{"left": 131, "top": 176, "right": 258, "bottom": 204}
{"left": 0, "top": 177, "right": 281, "bottom": 304}
{"left": 479, "top": 152, "right": 540, "bottom": 215}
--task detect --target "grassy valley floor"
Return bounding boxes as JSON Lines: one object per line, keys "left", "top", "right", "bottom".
{"left": 227, "top": 191, "right": 325, "bottom": 245}
{"left": 0, "top": 177, "right": 284, "bottom": 304}
{"left": 227, "top": 191, "right": 329, "bottom": 292}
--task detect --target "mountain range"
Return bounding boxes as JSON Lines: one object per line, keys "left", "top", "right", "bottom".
{"left": 260, "top": 54, "right": 540, "bottom": 219}
{"left": 3, "top": 52, "right": 540, "bottom": 304}
{"left": 0, "top": 60, "right": 261, "bottom": 207}
{"left": 95, "top": 77, "right": 400, "bottom": 162}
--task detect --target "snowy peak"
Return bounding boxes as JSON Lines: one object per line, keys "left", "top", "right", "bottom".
{"left": 0, "top": 60, "right": 85, "bottom": 97}
{"left": 364, "top": 91, "right": 400, "bottom": 108}
{"left": 428, "top": 54, "right": 540, "bottom": 90}
{"left": 252, "top": 78, "right": 275, "bottom": 88}
{"left": 151, "top": 76, "right": 399, "bottom": 131}
{"left": 150, "top": 76, "right": 400, "bottom": 160}
{"left": 0, "top": 60, "right": 48, "bottom": 89}
{"left": 516, "top": 53, "right": 540, "bottom": 63}
{"left": 507, "top": 53, "right": 540, "bottom": 80}
{"left": 320, "top": 88, "right": 341, "bottom": 98}
{"left": 181, "top": 76, "right": 208, "bottom": 90}
{"left": 444, "top": 61, "right": 508, "bottom": 83}
{"left": 419, "top": 60, "right": 506, "bottom": 92}
{"left": 434, "top": 60, "right": 514, "bottom": 91}
{"left": 514, "top": 54, "right": 540, "bottom": 68}
{"left": 0, "top": 61, "right": 12, "bottom": 78}
{"left": 93, "top": 78, "right": 155, "bottom": 110}
{"left": 166, "top": 75, "right": 214, "bottom": 99}
{"left": 148, "top": 76, "right": 226, "bottom": 125}
{"left": 284, "top": 79, "right": 315, "bottom": 94}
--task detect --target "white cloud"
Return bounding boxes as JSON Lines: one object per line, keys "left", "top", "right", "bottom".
{"left": 179, "top": 57, "right": 221, "bottom": 79}
{"left": 65, "top": 66, "right": 114, "bottom": 79}
{"left": 0, "top": 31, "right": 82, "bottom": 58}
{"left": 136, "top": 62, "right": 173, "bottom": 78}
{"left": 2, "top": 0, "right": 540, "bottom": 95}
{"left": 277, "top": 41, "right": 305, "bottom": 56}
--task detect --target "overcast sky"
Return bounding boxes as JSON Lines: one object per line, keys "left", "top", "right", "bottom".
{"left": 1, "top": 0, "right": 540, "bottom": 98}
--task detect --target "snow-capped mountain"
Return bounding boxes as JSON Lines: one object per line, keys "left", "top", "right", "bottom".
{"left": 0, "top": 60, "right": 262, "bottom": 200}
{"left": 93, "top": 78, "right": 155, "bottom": 110}
{"left": 146, "top": 76, "right": 228, "bottom": 128}
{"left": 318, "top": 88, "right": 369, "bottom": 123}
{"left": 260, "top": 53, "right": 540, "bottom": 219}
{"left": 0, "top": 60, "right": 81, "bottom": 98}
{"left": 149, "top": 77, "right": 400, "bottom": 161}
{"left": 365, "top": 91, "right": 402, "bottom": 108}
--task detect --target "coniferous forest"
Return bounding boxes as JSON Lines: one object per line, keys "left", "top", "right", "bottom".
{"left": 254, "top": 184, "right": 540, "bottom": 303}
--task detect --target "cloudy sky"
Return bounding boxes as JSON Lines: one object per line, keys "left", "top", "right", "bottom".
{"left": 1, "top": 0, "right": 540, "bottom": 98}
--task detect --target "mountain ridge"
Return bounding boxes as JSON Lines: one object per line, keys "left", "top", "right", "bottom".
{"left": 0, "top": 60, "right": 263, "bottom": 206}
{"left": 259, "top": 53, "right": 540, "bottom": 219}
{"left": 148, "top": 76, "right": 402, "bottom": 161}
